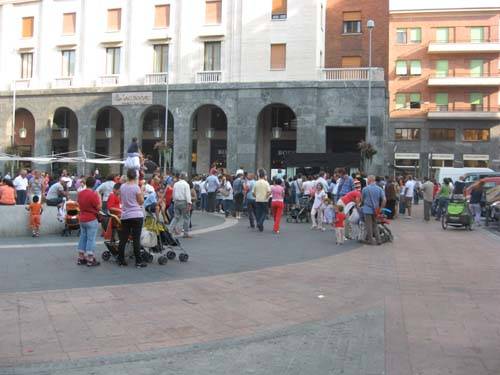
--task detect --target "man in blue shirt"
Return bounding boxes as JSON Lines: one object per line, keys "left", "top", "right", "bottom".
{"left": 336, "top": 168, "right": 355, "bottom": 201}
{"left": 204, "top": 170, "right": 220, "bottom": 212}
{"left": 361, "top": 175, "right": 386, "bottom": 245}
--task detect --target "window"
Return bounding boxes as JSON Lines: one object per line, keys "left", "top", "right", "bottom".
{"left": 463, "top": 129, "right": 490, "bottom": 142}
{"left": 205, "top": 0, "right": 222, "bottom": 25}
{"left": 204, "top": 41, "right": 221, "bottom": 71}
{"left": 154, "top": 5, "right": 170, "bottom": 28}
{"left": 436, "top": 28, "right": 449, "bottom": 43}
{"left": 395, "top": 128, "right": 420, "bottom": 141}
{"left": 153, "top": 44, "right": 168, "bottom": 73}
{"left": 410, "top": 60, "right": 421, "bottom": 75}
{"left": 470, "top": 27, "right": 484, "bottom": 43}
{"left": 341, "top": 56, "right": 361, "bottom": 68}
{"left": 395, "top": 93, "right": 421, "bottom": 109}
{"left": 343, "top": 12, "right": 361, "bottom": 33}
{"left": 430, "top": 129, "right": 455, "bottom": 141}
{"left": 107, "top": 9, "right": 121, "bottom": 32}
{"left": 409, "top": 28, "right": 421, "bottom": 43}
{"left": 435, "top": 93, "right": 449, "bottom": 111}
{"left": 106, "top": 47, "right": 120, "bottom": 74}
{"left": 464, "top": 160, "right": 488, "bottom": 168}
{"left": 435, "top": 60, "right": 448, "bottom": 77}
{"left": 22, "top": 17, "right": 34, "bottom": 38}
{"left": 431, "top": 159, "right": 454, "bottom": 168}
{"left": 272, "top": 0, "right": 287, "bottom": 20}
{"left": 470, "top": 93, "right": 483, "bottom": 111}
{"left": 396, "top": 28, "right": 407, "bottom": 44}
{"left": 470, "top": 59, "right": 483, "bottom": 77}
{"left": 61, "top": 50, "right": 75, "bottom": 77}
{"left": 62, "top": 13, "right": 76, "bottom": 35}
{"left": 396, "top": 60, "right": 407, "bottom": 75}
{"left": 20, "top": 53, "right": 33, "bottom": 79}
{"left": 270, "top": 43, "right": 286, "bottom": 70}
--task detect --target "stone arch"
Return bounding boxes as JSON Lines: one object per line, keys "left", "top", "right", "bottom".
{"left": 141, "top": 105, "right": 175, "bottom": 169}
{"left": 94, "top": 107, "right": 124, "bottom": 175}
{"left": 12, "top": 108, "right": 36, "bottom": 169}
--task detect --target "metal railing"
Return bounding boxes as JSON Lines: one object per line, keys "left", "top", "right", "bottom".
{"left": 52, "top": 77, "right": 73, "bottom": 88}
{"left": 13, "top": 79, "right": 31, "bottom": 89}
{"left": 144, "top": 73, "right": 168, "bottom": 85}
{"left": 428, "top": 104, "right": 500, "bottom": 113}
{"left": 321, "top": 68, "right": 384, "bottom": 81}
{"left": 97, "top": 75, "right": 119, "bottom": 86}
{"left": 196, "top": 71, "right": 222, "bottom": 83}
{"left": 430, "top": 38, "right": 500, "bottom": 44}
{"left": 430, "top": 73, "right": 500, "bottom": 78}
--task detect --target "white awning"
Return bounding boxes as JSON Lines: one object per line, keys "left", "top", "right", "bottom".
{"left": 463, "top": 154, "right": 489, "bottom": 161}
{"left": 431, "top": 153, "right": 454, "bottom": 160}
{"left": 395, "top": 153, "right": 420, "bottom": 160}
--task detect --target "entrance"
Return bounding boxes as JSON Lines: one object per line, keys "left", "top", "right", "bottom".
{"left": 326, "top": 127, "right": 365, "bottom": 153}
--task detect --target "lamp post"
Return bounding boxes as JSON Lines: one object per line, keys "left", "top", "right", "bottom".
{"left": 11, "top": 82, "right": 16, "bottom": 148}
{"left": 163, "top": 70, "right": 169, "bottom": 175}
{"left": 367, "top": 19, "right": 375, "bottom": 145}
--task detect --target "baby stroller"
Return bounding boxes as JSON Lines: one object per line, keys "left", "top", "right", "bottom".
{"left": 61, "top": 200, "right": 80, "bottom": 236}
{"left": 141, "top": 208, "right": 170, "bottom": 265}
{"left": 441, "top": 198, "right": 473, "bottom": 231}
{"left": 286, "top": 195, "right": 311, "bottom": 223}
{"left": 377, "top": 208, "right": 394, "bottom": 243}
{"left": 160, "top": 223, "right": 189, "bottom": 262}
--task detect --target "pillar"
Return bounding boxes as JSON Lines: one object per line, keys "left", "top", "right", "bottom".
{"left": 172, "top": 110, "right": 192, "bottom": 174}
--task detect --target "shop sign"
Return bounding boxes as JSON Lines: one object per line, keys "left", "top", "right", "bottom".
{"left": 463, "top": 154, "right": 489, "bottom": 161}
{"left": 395, "top": 153, "right": 420, "bottom": 160}
{"left": 431, "top": 154, "right": 454, "bottom": 160}
{"left": 112, "top": 92, "right": 153, "bottom": 106}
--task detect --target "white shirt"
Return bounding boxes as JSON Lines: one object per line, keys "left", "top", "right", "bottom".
{"left": 144, "top": 183, "right": 155, "bottom": 199}
{"left": 199, "top": 180, "right": 207, "bottom": 194}
{"left": 96, "top": 180, "right": 115, "bottom": 201}
{"left": 223, "top": 181, "right": 233, "bottom": 200}
{"left": 302, "top": 180, "right": 314, "bottom": 195}
{"left": 313, "top": 190, "right": 326, "bottom": 209}
{"left": 316, "top": 177, "right": 328, "bottom": 192}
{"left": 404, "top": 180, "right": 416, "bottom": 198}
{"left": 13, "top": 175, "right": 28, "bottom": 191}
{"left": 172, "top": 180, "right": 192, "bottom": 204}
{"left": 61, "top": 176, "right": 72, "bottom": 189}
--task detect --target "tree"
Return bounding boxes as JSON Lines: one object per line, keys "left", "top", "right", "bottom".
{"left": 358, "top": 140, "right": 377, "bottom": 171}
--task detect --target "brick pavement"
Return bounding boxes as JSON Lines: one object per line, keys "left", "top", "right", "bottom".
{"left": 0, "top": 206, "right": 499, "bottom": 374}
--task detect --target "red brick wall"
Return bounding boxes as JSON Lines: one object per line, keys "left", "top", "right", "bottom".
{"left": 325, "top": 0, "right": 389, "bottom": 77}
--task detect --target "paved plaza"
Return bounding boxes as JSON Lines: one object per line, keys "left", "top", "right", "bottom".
{"left": 0, "top": 207, "right": 499, "bottom": 375}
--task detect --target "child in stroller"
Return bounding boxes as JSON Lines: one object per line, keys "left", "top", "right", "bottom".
{"left": 286, "top": 195, "right": 312, "bottom": 223}
{"left": 61, "top": 199, "right": 80, "bottom": 236}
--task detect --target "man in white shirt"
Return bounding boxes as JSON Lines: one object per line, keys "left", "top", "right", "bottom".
{"left": 96, "top": 175, "right": 116, "bottom": 211}
{"left": 13, "top": 169, "right": 28, "bottom": 205}
{"left": 404, "top": 175, "right": 416, "bottom": 218}
{"left": 316, "top": 171, "right": 329, "bottom": 193}
{"left": 169, "top": 172, "right": 192, "bottom": 238}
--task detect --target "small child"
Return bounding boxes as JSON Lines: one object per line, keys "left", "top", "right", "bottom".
{"left": 124, "top": 137, "right": 142, "bottom": 178}
{"left": 26, "top": 195, "right": 43, "bottom": 237}
{"left": 334, "top": 205, "right": 346, "bottom": 245}
{"left": 323, "top": 198, "right": 335, "bottom": 225}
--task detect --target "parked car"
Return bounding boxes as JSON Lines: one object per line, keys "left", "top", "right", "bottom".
{"left": 464, "top": 177, "right": 500, "bottom": 199}
{"left": 464, "top": 172, "right": 500, "bottom": 187}
{"left": 434, "top": 167, "right": 495, "bottom": 184}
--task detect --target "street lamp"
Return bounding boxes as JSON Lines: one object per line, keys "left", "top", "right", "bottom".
{"left": 367, "top": 19, "right": 375, "bottom": 145}
{"left": 163, "top": 70, "right": 170, "bottom": 175}
{"left": 105, "top": 127, "right": 113, "bottom": 139}
{"left": 19, "top": 121, "right": 27, "bottom": 139}
{"left": 272, "top": 126, "right": 282, "bottom": 139}
{"left": 205, "top": 127, "right": 215, "bottom": 139}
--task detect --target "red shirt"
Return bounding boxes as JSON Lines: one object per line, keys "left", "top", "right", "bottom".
{"left": 341, "top": 190, "right": 361, "bottom": 205}
{"left": 78, "top": 189, "right": 100, "bottom": 222}
{"left": 335, "top": 212, "right": 346, "bottom": 228}
{"left": 165, "top": 185, "right": 173, "bottom": 207}
{"left": 107, "top": 192, "right": 121, "bottom": 211}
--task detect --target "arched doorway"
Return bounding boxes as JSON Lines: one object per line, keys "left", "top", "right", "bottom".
{"left": 256, "top": 104, "right": 297, "bottom": 176}
{"left": 13, "top": 108, "right": 36, "bottom": 169}
{"left": 52, "top": 107, "right": 78, "bottom": 175}
{"left": 191, "top": 105, "right": 227, "bottom": 175}
{"left": 141, "top": 106, "right": 174, "bottom": 170}
{"left": 95, "top": 107, "right": 124, "bottom": 174}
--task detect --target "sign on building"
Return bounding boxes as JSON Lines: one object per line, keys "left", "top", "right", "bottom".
{"left": 112, "top": 92, "right": 153, "bottom": 106}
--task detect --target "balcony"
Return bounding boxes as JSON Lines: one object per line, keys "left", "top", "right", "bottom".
{"left": 321, "top": 68, "right": 384, "bottom": 81}
{"left": 97, "top": 75, "right": 119, "bottom": 86}
{"left": 428, "top": 39, "right": 500, "bottom": 54}
{"left": 428, "top": 73, "right": 500, "bottom": 87}
{"left": 196, "top": 71, "right": 222, "bottom": 83}
{"left": 144, "top": 73, "right": 168, "bottom": 85}
{"left": 12, "top": 79, "right": 31, "bottom": 90}
{"left": 428, "top": 104, "right": 500, "bottom": 120}
{"left": 52, "top": 77, "right": 73, "bottom": 88}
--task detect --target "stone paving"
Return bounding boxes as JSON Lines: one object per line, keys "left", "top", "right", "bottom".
{"left": 0, "top": 206, "right": 499, "bottom": 375}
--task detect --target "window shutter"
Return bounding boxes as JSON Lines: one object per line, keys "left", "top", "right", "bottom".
{"left": 470, "top": 27, "right": 484, "bottom": 43}
{"left": 62, "top": 13, "right": 76, "bottom": 35}
{"left": 436, "top": 28, "right": 449, "bottom": 43}
{"left": 410, "top": 28, "right": 421, "bottom": 43}
{"left": 435, "top": 93, "right": 448, "bottom": 106}
{"left": 470, "top": 59, "right": 483, "bottom": 77}
{"left": 435, "top": 60, "right": 448, "bottom": 77}
{"left": 396, "top": 60, "right": 407, "bottom": 75}
{"left": 22, "top": 17, "right": 34, "bottom": 38}
{"left": 410, "top": 60, "right": 421, "bottom": 75}
{"left": 343, "top": 11, "right": 361, "bottom": 21}
{"left": 470, "top": 93, "right": 483, "bottom": 105}
{"left": 410, "top": 93, "right": 421, "bottom": 103}
{"left": 272, "top": 0, "right": 287, "bottom": 15}
{"left": 107, "top": 9, "right": 121, "bottom": 31}
{"left": 341, "top": 56, "right": 362, "bottom": 68}
{"left": 155, "top": 5, "right": 170, "bottom": 28}
{"left": 205, "top": 0, "right": 222, "bottom": 25}
{"left": 395, "top": 94, "right": 406, "bottom": 109}
{"left": 270, "top": 44, "right": 286, "bottom": 70}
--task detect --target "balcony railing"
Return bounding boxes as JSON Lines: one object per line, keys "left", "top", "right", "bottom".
{"left": 428, "top": 104, "right": 500, "bottom": 120}
{"left": 13, "top": 79, "right": 31, "bottom": 90}
{"left": 196, "top": 71, "right": 222, "bottom": 83}
{"left": 428, "top": 38, "right": 500, "bottom": 53}
{"left": 321, "top": 68, "right": 384, "bottom": 81}
{"left": 144, "top": 73, "right": 168, "bottom": 85}
{"left": 52, "top": 77, "right": 73, "bottom": 88}
{"left": 97, "top": 75, "right": 119, "bottom": 86}
{"left": 428, "top": 73, "right": 500, "bottom": 86}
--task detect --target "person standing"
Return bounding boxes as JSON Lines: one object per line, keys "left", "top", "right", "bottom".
{"left": 199, "top": 175, "right": 208, "bottom": 212}
{"left": 28, "top": 170, "right": 46, "bottom": 203}
{"left": 96, "top": 175, "right": 115, "bottom": 212}
{"left": 13, "top": 169, "right": 28, "bottom": 205}
{"left": 222, "top": 175, "right": 233, "bottom": 218}
{"left": 435, "top": 178, "right": 451, "bottom": 220}
{"left": 384, "top": 177, "right": 397, "bottom": 219}
{"left": 205, "top": 170, "right": 220, "bottom": 213}
{"left": 336, "top": 168, "right": 355, "bottom": 202}
{"left": 117, "top": 169, "right": 147, "bottom": 268}
{"left": 404, "top": 175, "right": 416, "bottom": 218}
{"left": 334, "top": 205, "right": 346, "bottom": 245}
{"left": 233, "top": 172, "right": 245, "bottom": 219}
{"left": 361, "top": 175, "right": 386, "bottom": 245}
{"left": 421, "top": 177, "right": 434, "bottom": 222}
{"left": 469, "top": 180, "right": 484, "bottom": 226}
{"left": 253, "top": 169, "right": 271, "bottom": 232}
{"left": 76, "top": 176, "right": 102, "bottom": 267}
{"left": 245, "top": 173, "right": 257, "bottom": 229}
{"left": 270, "top": 178, "right": 285, "bottom": 234}
{"left": 169, "top": 172, "right": 192, "bottom": 238}
{"left": 311, "top": 183, "right": 327, "bottom": 231}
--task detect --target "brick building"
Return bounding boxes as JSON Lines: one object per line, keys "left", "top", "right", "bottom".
{"left": 325, "top": 0, "right": 389, "bottom": 75}
{"left": 388, "top": 5, "right": 500, "bottom": 176}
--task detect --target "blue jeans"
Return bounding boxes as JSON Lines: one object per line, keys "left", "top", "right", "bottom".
{"left": 436, "top": 197, "right": 449, "bottom": 219}
{"left": 200, "top": 193, "right": 208, "bottom": 211}
{"left": 255, "top": 202, "right": 268, "bottom": 230}
{"left": 223, "top": 199, "right": 233, "bottom": 216}
{"left": 78, "top": 219, "right": 99, "bottom": 255}
{"left": 16, "top": 190, "right": 27, "bottom": 205}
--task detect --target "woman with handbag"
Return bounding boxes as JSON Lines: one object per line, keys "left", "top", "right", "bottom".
{"left": 76, "top": 176, "right": 102, "bottom": 267}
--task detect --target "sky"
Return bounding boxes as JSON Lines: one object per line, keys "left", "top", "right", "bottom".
{"left": 390, "top": 0, "right": 500, "bottom": 11}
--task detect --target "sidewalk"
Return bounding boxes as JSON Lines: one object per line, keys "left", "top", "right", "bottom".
{"left": 1, "top": 206, "right": 499, "bottom": 374}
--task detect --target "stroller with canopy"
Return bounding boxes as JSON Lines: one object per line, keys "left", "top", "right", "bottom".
{"left": 441, "top": 197, "right": 473, "bottom": 231}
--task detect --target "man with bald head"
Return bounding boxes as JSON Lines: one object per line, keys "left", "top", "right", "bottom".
{"left": 361, "top": 175, "right": 386, "bottom": 245}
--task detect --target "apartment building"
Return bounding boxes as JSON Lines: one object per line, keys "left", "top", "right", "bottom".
{"left": 0, "top": 0, "right": 387, "bottom": 175}
{"left": 388, "top": 2, "right": 500, "bottom": 176}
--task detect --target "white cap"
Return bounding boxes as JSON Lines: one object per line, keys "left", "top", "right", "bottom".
{"left": 236, "top": 169, "right": 244, "bottom": 176}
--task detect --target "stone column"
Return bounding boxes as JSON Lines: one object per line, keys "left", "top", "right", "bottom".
{"left": 123, "top": 106, "right": 143, "bottom": 152}
{"left": 232, "top": 93, "right": 259, "bottom": 173}
{"left": 75, "top": 109, "right": 96, "bottom": 176}
{"left": 172, "top": 110, "right": 192, "bottom": 174}
{"left": 33, "top": 112, "right": 51, "bottom": 172}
